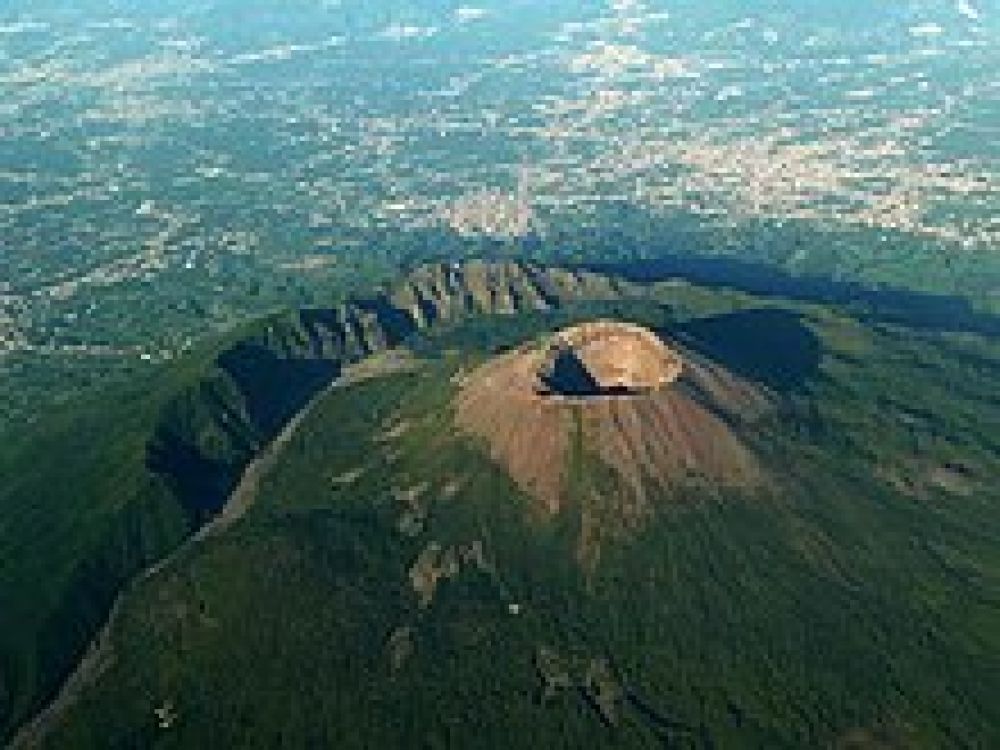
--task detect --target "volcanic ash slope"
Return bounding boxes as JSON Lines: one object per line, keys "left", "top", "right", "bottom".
{"left": 455, "top": 321, "right": 771, "bottom": 519}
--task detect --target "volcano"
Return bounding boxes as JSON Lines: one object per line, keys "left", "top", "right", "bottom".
{"left": 455, "top": 321, "right": 770, "bottom": 517}
{"left": 12, "top": 258, "right": 1000, "bottom": 750}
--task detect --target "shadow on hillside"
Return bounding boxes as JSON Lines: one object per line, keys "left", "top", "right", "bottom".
{"left": 218, "top": 343, "right": 340, "bottom": 436}
{"left": 147, "top": 344, "right": 340, "bottom": 522}
{"left": 147, "top": 440, "right": 242, "bottom": 521}
{"left": 577, "top": 256, "right": 1000, "bottom": 338}
{"left": 671, "top": 308, "right": 822, "bottom": 393}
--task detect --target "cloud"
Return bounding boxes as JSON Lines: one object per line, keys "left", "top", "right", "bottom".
{"left": 376, "top": 24, "right": 439, "bottom": 41}
{"left": 957, "top": 0, "right": 980, "bottom": 22}
{"left": 0, "top": 21, "right": 49, "bottom": 35}
{"left": 455, "top": 7, "right": 489, "bottom": 23}
{"left": 909, "top": 23, "right": 944, "bottom": 37}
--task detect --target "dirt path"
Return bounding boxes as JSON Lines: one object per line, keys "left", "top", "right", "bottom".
{"left": 6, "top": 353, "right": 414, "bottom": 750}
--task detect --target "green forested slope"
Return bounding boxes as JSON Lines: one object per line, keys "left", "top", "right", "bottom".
{"left": 0, "top": 261, "right": 648, "bottom": 742}
{"left": 0, "top": 314, "right": 345, "bottom": 741}
{"left": 27, "top": 296, "right": 1000, "bottom": 749}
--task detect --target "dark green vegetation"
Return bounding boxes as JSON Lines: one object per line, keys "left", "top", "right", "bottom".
{"left": 0, "top": 261, "right": 638, "bottom": 742}
{"left": 0, "top": 323, "right": 336, "bottom": 739}
{"left": 4, "top": 261, "right": 1000, "bottom": 748}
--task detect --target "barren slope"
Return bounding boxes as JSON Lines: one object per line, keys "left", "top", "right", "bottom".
{"left": 455, "top": 321, "right": 769, "bottom": 518}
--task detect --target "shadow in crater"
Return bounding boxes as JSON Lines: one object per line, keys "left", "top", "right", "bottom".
{"left": 538, "top": 344, "right": 648, "bottom": 398}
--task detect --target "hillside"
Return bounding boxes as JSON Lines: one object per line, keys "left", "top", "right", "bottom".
{"left": 2, "top": 260, "right": 998, "bottom": 748}
{"left": 0, "top": 261, "right": 653, "bottom": 743}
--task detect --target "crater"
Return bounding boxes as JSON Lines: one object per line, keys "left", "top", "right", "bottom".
{"left": 537, "top": 322, "right": 683, "bottom": 398}
{"left": 454, "top": 320, "right": 771, "bottom": 522}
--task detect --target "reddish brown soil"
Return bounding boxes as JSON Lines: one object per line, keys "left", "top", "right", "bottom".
{"left": 455, "top": 322, "right": 769, "bottom": 517}
{"left": 454, "top": 342, "right": 575, "bottom": 514}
